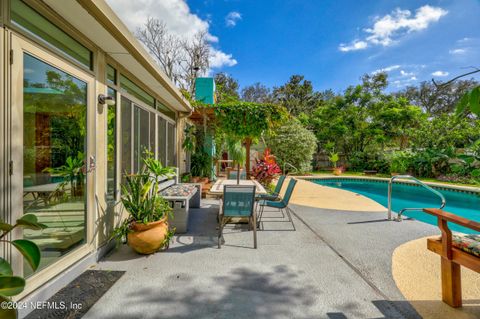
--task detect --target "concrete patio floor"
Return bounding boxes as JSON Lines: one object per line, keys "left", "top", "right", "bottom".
{"left": 84, "top": 180, "right": 480, "bottom": 319}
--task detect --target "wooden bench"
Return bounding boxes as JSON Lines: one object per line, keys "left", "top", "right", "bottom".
{"left": 363, "top": 170, "right": 378, "bottom": 176}
{"left": 423, "top": 208, "right": 480, "bottom": 308}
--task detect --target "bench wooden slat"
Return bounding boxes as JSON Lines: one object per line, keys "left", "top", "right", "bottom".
{"left": 427, "top": 238, "right": 480, "bottom": 273}
{"left": 423, "top": 208, "right": 480, "bottom": 232}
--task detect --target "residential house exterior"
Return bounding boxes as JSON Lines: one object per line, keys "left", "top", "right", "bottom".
{"left": 0, "top": 0, "right": 192, "bottom": 313}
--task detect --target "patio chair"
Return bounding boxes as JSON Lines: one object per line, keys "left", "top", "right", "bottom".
{"left": 258, "top": 178, "right": 297, "bottom": 230}
{"left": 218, "top": 185, "right": 257, "bottom": 249}
{"left": 256, "top": 175, "right": 286, "bottom": 201}
{"left": 227, "top": 169, "right": 246, "bottom": 180}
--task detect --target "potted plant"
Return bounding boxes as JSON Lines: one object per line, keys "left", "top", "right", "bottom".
{"left": 329, "top": 152, "right": 342, "bottom": 175}
{"left": 112, "top": 152, "right": 176, "bottom": 254}
{"left": 226, "top": 137, "right": 246, "bottom": 184}
{"left": 0, "top": 214, "right": 46, "bottom": 319}
{"left": 251, "top": 148, "right": 281, "bottom": 186}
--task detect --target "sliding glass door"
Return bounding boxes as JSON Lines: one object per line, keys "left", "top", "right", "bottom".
{"left": 10, "top": 34, "right": 95, "bottom": 278}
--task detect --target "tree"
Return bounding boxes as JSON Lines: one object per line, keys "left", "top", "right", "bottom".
{"left": 136, "top": 17, "right": 210, "bottom": 95}
{"left": 241, "top": 83, "right": 271, "bottom": 103}
{"left": 265, "top": 120, "right": 317, "bottom": 173}
{"left": 272, "top": 75, "right": 322, "bottom": 117}
{"left": 399, "top": 79, "right": 478, "bottom": 115}
{"left": 214, "top": 73, "right": 240, "bottom": 103}
{"left": 213, "top": 102, "right": 287, "bottom": 177}
{"left": 136, "top": 18, "right": 183, "bottom": 84}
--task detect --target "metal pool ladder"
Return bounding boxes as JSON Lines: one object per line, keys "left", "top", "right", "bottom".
{"left": 387, "top": 175, "right": 446, "bottom": 221}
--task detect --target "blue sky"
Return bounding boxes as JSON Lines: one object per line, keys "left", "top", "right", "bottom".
{"left": 187, "top": 0, "right": 480, "bottom": 92}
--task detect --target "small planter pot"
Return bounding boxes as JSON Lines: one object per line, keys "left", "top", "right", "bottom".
{"left": 127, "top": 217, "right": 169, "bottom": 254}
{"left": 333, "top": 168, "right": 343, "bottom": 176}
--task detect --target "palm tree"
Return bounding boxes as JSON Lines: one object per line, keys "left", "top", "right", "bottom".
{"left": 226, "top": 137, "right": 246, "bottom": 184}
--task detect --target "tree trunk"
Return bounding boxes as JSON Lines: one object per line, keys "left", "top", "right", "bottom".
{"left": 245, "top": 138, "right": 251, "bottom": 179}
{"left": 237, "top": 163, "right": 240, "bottom": 185}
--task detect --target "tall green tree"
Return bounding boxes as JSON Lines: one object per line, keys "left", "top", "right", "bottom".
{"left": 272, "top": 75, "right": 322, "bottom": 117}
{"left": 241, "top": 82, "right": 271, "bottom": 103}
{"left": 214, "top": 72, "right": 240, "bottom": 103}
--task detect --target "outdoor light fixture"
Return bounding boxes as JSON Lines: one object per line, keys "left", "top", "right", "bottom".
{"left": 98, "top": 94, "right": 115, "bottom": 105}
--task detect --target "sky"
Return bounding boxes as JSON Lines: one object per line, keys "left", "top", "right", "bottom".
{"left": 107, "top": 0, "right": 480, "bottom": 93}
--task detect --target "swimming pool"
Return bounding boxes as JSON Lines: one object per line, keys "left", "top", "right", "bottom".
{"left": 310, "top": 177, "right": 480, "bottom": 234}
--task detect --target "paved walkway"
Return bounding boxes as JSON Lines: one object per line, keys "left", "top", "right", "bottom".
{"left": 85, "top": 179, "right": 479, "bottom": 319}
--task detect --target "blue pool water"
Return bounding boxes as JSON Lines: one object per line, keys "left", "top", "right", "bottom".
{"left": 311, "top": 178, "right": 480, "bottom": 234}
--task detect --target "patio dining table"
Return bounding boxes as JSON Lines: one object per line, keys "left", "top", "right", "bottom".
{"left": 209, "top": 179, "right": 267, "bottom": 197}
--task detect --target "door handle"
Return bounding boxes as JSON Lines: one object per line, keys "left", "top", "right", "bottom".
{"left": 87, "top": 155, "right": 96, "bottom": 173}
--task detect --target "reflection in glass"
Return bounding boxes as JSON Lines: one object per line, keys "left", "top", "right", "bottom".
{"left": 106, "top": 87, "right": 116, "bottom": 200}
{"left": 121, "top": 97, "right": 132, "bottom": 179}
{"left": 22, "top": 54, "right": 87, "bottom": 275}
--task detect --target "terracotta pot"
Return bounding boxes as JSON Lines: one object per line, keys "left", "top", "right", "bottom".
{"left": 191, "top": 176, "right": 200, "bottom": 183}
{"left": 127, "top": 217, "right": 169, "bottom": 254}
{"left": 200, "top": 177, "right": 209, "bottom": 184}
{"left": 333, "top": 168, "right": 343, "bottom": 176}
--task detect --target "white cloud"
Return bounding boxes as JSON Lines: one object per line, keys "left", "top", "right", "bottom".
{"left": 106, "top": 0, "right": 236, "bottom": 70}
{"left": 432, "top": 70, "right": 449, "bottom": 77}
{"left": 225, "top": 11, "right": 242, "bottom": 27}
{"left": 339, "top": 40, "right": 368, "bottom": 52}
{"left": 340, "top": 5, "right": 447, "bottom": 52}
{"left": 400, "top": 70, "right": 415, "bottom": 77}
{"left": 209, "top": 49, "right": 238, "bottom": 68}
{"left": 372, "top": 64, "right": 401, "bottom": 74}
{"left": 449, "top": 48, "right": 467, "bottom": 55}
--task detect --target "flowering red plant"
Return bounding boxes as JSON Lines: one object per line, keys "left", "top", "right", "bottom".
{"left": 252, "top": 148, "right": 282, "bottom": 186}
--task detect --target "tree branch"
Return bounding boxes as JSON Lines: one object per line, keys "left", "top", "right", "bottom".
{"left": 432, "top": 67, "right": 480, "bottom": 88}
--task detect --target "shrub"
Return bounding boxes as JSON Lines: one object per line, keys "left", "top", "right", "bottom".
{"left": 251, "top": 148, "right": 281, "bottom": 185}
{"left": 266, "top": 120, "right": 317, "bottom": 173}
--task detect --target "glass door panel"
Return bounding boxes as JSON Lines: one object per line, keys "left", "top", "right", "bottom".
{"left": 22, "top": 53, "right": 87, "bottom": 276}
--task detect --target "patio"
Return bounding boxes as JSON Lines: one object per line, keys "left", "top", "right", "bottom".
{"left": 83, "top": 179, "right": 480, "bottom": 319}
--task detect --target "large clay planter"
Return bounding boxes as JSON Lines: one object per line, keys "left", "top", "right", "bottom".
{"left": 127, "top": 217, "right": 169, "bottom": 254}
{"left": 333, "top": 168, "right": 343, "bottom": 176}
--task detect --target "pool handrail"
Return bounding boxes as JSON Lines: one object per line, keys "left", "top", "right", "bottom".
{"left": 387, "top": 175, "right": 446, "bottom": 221}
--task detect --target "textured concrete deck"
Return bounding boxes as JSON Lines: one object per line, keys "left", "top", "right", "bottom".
{"left": 86, "top": 179, "right": 480, "bottom": 319}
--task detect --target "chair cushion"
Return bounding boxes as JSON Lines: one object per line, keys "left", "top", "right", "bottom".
{"left": 160, "top": 184, "right": 197, "bottom": 198}
{"left": 452, "top": 234, "right": 480, "bottom": 257}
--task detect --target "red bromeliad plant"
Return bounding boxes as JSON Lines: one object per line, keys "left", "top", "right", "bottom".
{"left": 252, "top": 148, "right": 282, "bottom": 186}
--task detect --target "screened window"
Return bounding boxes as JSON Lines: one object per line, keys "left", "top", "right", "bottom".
{"left": 157, "top": 116, "right": 167, "bottom": 166}
{"left": 11, "top": 0, "right": 92, "bottom": 69}
{"left": 167, "top": 123, "right": 176, "bottom": 166}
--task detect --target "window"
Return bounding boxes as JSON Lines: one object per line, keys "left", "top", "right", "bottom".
{"left": 121, "top": 97, "right": 132, "bottom": 178}
{"left": 106, "top": 87, "right": 116, "bottom": 200}
{"left": 156, "top": 100, "right": 176, "bottom": 120}
{"left": 107, "top": 65, "right": 117, "bottom": 86}
{"left": 120, "top": 75, "right": 155, "bottom": 108}
{"left": 167, "top": 123, "right": 176, "bottom": 166}
{"left": 157, "top": 116, "right": 167, "bottom": 165}
{"left": 11, "top": 0, "right": 93, "bottom": 69}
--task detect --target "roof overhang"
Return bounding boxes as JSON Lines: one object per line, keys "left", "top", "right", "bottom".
{"left": 42, "top": 0, "right": 192, "bottom": 114}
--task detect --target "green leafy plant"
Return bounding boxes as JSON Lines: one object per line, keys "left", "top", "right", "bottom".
{"left": 182, "top": 125, "right": 197, "bottom": 152}
{"left": 112, "top": 152, "right": 175, "bottom": 242}
{"left": 190, "top": 151, "right": 212, "bottom": 178}
{"left": 43, "top": 152, "right": 85, "bottom": 197}
{"left": 226, "top": 136, "right": 246, "bottom": 184}
{"left": 266, "top": 120, "right": 317, "bottom": 173}
{"left": 328, "top": 153, "right": 339, "bottom": 168}
{"left": 456, "top": 86, "right": 480, "bottom": 116}
{"left": 0, "top": 215, "right": 46, "bottom": 319}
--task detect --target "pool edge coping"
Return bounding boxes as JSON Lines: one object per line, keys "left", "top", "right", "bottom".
{"left": 296, "top": 175, "right": 480, "bottom": 194}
